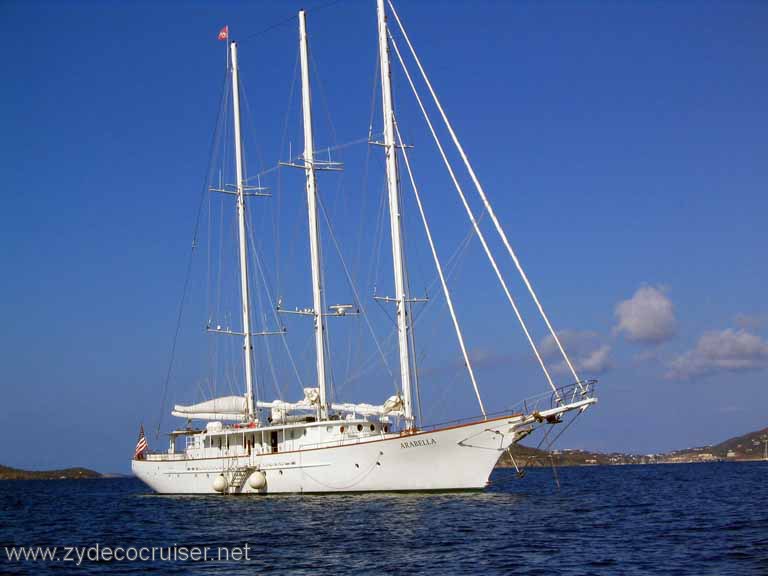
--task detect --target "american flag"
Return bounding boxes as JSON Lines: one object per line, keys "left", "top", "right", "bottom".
{"left": 134, "top": 425, "right": 148, "bottom": 460}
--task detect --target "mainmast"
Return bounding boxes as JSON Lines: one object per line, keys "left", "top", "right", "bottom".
{"left": 229, "top": 41, "right": 256, "bottom": 420}
{"left": 377, "top": 0, "right": 414, "bottom": 425}
{"left": 298, "top": 10, "right": 330, "bottom": 419}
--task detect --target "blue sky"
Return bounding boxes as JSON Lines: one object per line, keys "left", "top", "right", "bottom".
{"left": 1, "top": 0, "right": 766, "bottom": 473}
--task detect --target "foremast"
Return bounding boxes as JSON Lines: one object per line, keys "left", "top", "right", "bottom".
{"left": 298, "top": 10, "right": 330, "bottom": 420}
{"left": 229, "top": 40, "right": 256, "bottom": 420}
{"left": 377, "top": 0, "right": 414, "bottom": 426}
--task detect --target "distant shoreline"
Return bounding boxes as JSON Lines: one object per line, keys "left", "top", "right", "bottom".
{"left": 495, "top": 455, "right": 768, "bottom": 469}
{"left": 0, "top": 465, "right": 104, "bottom": 481}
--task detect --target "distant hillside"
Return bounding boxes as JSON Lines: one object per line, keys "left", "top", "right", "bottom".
{"left": 0, "top": 465, "right": 103, "bottom": 480}
{"left": 496, "top": 444, "right": 644, "bottom": 468}
{"left": 497, "top": 426, "right": 768, "bottom": 468}
{"left": 665, "top": 427, "right": 768, "bottom": 462}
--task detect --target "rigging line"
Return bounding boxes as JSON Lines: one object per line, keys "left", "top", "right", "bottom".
{"left": 315, "top": 193, "right": 335, "bottom": 404}
{"left": 345, "top": 218, "right": 476, "bottom": 388}
{"left": 306, "top": 37, "right": 346, "bottom": 264}
{"left": 275, "top": 51, "right": 301, "bottom": 299}
{"left": 239, "top": 0, "right": 342, "bottom": 43}
{"left": 308, "top": 47, "right": 338, "bottom": 151}
{"left": 239, "top": 14, "right": 297, "bottom": 43}
{"left": 347, "top": 210, "right": 478, "bottom": 386}
{"left": 212, "top": 198, "right": 226, "bottom": 385}
{"left": 395, "top": 120, "right": 486, "bottom": 417}
{"left": 388, "top": 30, "right": 561, "bottom": 403}
{"left": 249, "top": 235, "right": 306, "bottom": 395}
{"left": 387, "top": 0, "right": 581, "bottom": 391}
{"left": 207, "top": 84, "right": 230, "bottom": 327}
{"left": 543, "top": 410, "right": 583, "bottom": 453}
{"left": 371, "top": 178, "right": 388, "bottom": 296}
{"left": 344, "top": 49, "right": 381, "bottom": 387}
{"left": 344, "top": 206, "right": 481, "bottom": 388}
{"left": 245, "top": 207, "right": 284, "bottom": 402}
{"left": 368, "top": 50, "right": 381, "bottom": 140}
{"left": 315, "top": 191, "right": 395, "bottom": 381}
{"left": 155, "top": 68, "right": 229, "bottom": 440}
{"left": 519, "top": 410, "right": 583, "bottom": 476}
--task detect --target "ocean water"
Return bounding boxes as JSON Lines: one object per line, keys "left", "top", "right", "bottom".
{"left": 1, "top": 462, "right": 766, "bottom": 575}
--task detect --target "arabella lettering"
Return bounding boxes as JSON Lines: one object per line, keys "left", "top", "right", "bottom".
{"left": 400, "top": 438, "right": 437, "bottom": 449}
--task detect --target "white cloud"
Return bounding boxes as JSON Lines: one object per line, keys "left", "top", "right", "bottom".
{"left": 665, "top": 329, "right": 768, "bottom": 380}
{"left": 614, "top": 285, "right": 676, "bottom": 344}
{"left": 580, "top": 345, "right": 612, "bottom": 373}
{"left": 539, "top": 330, "right": 611, "bottom": 375}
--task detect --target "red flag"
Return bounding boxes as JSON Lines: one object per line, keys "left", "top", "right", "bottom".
{"left": 218, "top": 25, "right": 229, "bottom": 41}
{"left": 134, "top": 425, "right": 148, "bottom": 460}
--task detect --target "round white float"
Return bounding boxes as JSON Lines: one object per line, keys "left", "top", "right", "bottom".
{"left": 212, "top": 474, "right": 228, "bottom": 493}
{"left": 248, "top": 470, "right": 267, "bottom": 490}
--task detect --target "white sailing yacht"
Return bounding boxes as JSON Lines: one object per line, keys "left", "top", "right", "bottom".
{"left": 132, "top": 0, "right": 597, "bottom": 494}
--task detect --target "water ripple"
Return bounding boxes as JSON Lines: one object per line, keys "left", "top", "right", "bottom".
{"left": 1, "top": 462, "right": 767, "bottom": 574}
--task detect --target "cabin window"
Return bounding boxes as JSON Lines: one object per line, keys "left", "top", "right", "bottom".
{"left": 370, "top": 424, "right": 375, "bottom": 432}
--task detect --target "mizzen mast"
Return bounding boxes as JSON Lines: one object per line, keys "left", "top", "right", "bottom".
{"left": 229, "top": 40, "right": 256, "bottom": 420}
{"left": 298, "top": 10, "right": 330, "bottom": 419}
{"left": 377, "top": 0, "right": 414, "bottom": 426}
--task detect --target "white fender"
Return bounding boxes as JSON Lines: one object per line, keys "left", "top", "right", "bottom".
{"left": 212, "top": 474, "right": 228, "bottom": 493}
{"left": 248, "top": 470, "right": 267, "bottom": 490}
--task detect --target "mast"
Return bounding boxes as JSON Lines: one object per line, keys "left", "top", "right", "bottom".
{"left": 299, "top": 10, "right": 329, "bottom": 419}
{"left": 377, "top": 0, "right": 414, "bottom": 425}
{"left": 230, "top": 41, "right": 256, "bottom": 420}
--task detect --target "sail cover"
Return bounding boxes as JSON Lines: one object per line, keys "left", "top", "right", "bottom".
{"left": 172, "top": 395, "right": 247, "bottom": 421}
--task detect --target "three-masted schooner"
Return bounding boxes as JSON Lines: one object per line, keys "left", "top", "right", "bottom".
{"left": 132, "top": 0, "right": 597, "bottom": 494}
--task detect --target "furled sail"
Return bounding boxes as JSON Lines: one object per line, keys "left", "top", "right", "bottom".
{"left": 331, "top": 394, "right": 405, "bottom": 417}
{"left": 172, "top": 395, "right": 247, "bottom": 421}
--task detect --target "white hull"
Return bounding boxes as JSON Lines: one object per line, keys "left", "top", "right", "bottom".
{"left": 133, "top": 414, "right": 526, "bottom": 494}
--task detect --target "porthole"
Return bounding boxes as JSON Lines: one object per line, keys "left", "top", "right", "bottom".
{"left": 384, "top": 424, "right": 389, "bottom": 433}
{"left": 340, "top": 426, "right": 345, "bottom": 433}
{"left": 370, "top": 424, "right": 375, "bottom": 432}
{"left": 357, "top": 424, "right": 363, "bottom": 432}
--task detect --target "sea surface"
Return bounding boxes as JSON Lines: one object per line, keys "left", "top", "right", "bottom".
{"left": 1, "top": 462, "right": 766, "bottom": 575}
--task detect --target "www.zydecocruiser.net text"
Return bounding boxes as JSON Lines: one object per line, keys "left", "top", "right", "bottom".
{"left": 4, "top": 543, "right": 252, "bottom": 566}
